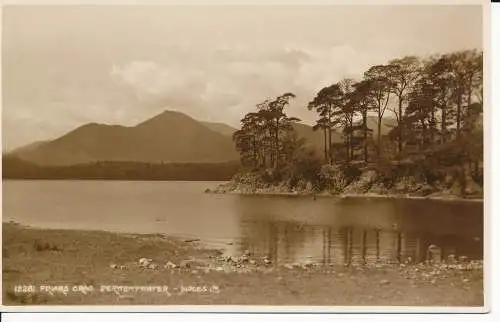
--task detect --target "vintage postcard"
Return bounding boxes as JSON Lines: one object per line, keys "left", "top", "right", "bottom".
{"left": 0, "top": 0, "right": 489, "bottom": 313}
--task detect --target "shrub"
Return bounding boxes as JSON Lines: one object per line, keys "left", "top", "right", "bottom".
{"left": 319, "top": 164, "right": 347, "bottom": 193}
{"left": 33, "top": 240, "right": 62, "bottom": 252}
{"left": 340, "top": 163, "right": 362, "bottom": 184}
{"left": 284, "top": 149, "right": 322, "bottom": 188}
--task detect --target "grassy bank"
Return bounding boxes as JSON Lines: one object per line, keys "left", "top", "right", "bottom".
{"left": 2, "top": 223, "right": 483, "bottom": 307}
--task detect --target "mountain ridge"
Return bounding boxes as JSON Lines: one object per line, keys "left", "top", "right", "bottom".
{"left": 8, "top": 110, "right": 396, "bottom": 166}
{"left": 10, "top": 110, "right": 239, "bottom": 166}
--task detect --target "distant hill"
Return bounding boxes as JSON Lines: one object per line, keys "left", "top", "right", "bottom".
{"left": 201, "top": 122, "right": 237, "bottom": 136}
{"left": 9, "top": 110, "right": 397, "bottom": 166}
{"left": 10, "top": 110, "right": 239, "bottom": 166}
{"left": 291, "top": 122, "right": 342, "bottom": 154}
{"left": 9, "top": 140, "right": 50, "bottom": 155}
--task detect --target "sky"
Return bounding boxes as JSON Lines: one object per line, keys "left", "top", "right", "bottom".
{"left": 2, "top": 5, "right": 483, "bottom": 151}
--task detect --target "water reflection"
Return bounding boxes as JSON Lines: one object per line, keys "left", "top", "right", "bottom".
{"left": 234, "top": 221, "right": 483, "bottom": 266}
{"left": 231, "top": 196, "right": 483, "bottom": 266}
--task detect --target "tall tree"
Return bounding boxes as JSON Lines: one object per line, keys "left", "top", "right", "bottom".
{"left": 308, "top": 84, "right": 344, "bottom": 163}
{"left": 350, "top": 80, "right": 375, "bottom": 162}
{"left": 448, "top": 52, "right": 468, "bottom": 139}
{"left": 461, "top": 50, "right": 483, "bottom": 130}
{"left": 233, "top": 113, "right": 260, "bottom": 168}
{"left": 311, "top": 116, "right": 330, "bottom": 161}
{"left": 233, "top": 108, "right": 272, "bottom": 168}
{"left": 387, "top": 56, "right": 422, "bottom": 155}
{"left": 338, "top": 79, "right": 356, "bottom": 161}
{"left": 268, "top": 93, "right": 299, "bottom": 169}
{"left": 405, "top": 77, "right": 436, "bottom": 149}
{"left": 364, "top": 65, "right": 392, "bottom": 157}
{"left": 425, "top": 55, "right": 455, "bottom": 145}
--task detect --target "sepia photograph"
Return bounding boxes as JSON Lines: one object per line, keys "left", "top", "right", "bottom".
{"left": 1, "top": 1, "right": 487, "bottom": 310}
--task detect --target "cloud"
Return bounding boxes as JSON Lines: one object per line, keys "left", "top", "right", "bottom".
{"left": 3, "top": 5, "right": 482, "bottom": 150}
{"left": 2, "top": 43, "right": 391, "bottom": 151}
{"left": 109, "top": 44, "right": 390, "bottom": 126}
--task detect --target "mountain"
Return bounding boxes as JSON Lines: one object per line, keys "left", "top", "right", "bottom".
{"left": 201, "top": 122, "right": 237, "bottom": 136}
{"left": 9, "top": 109, "right": 398, "bottom": 167}
{"left": 8, "top": 140, "right": 50, "bottom": 155}
{"left": 10, "top": 110, "right": 239, "bottom": 166}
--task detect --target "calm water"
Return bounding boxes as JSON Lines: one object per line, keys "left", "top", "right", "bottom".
{"left": 2, "top": 180, "right": 483, "bottom": 265}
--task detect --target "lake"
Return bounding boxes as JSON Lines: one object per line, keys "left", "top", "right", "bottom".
{"left": 2, "top": 180, "right": 484, "bottom": 265}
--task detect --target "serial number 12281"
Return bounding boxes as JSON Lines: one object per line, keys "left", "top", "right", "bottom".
{"left": 14, "top": 285, "right": 37, "bottom": 293}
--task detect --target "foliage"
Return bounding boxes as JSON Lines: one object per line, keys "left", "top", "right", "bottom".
{"left": 318, "top": 164, "right": 347, "bottom": 193}
{"left": 233, "top": 93, "right": 299, "bottom": 169}
{"left": 284, "top": 148, "right": 323, "bottom": 189}
{"left": 230, "top": 49, "right": 483, "bottom": 197}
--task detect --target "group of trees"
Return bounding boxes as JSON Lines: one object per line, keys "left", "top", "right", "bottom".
{"left": 232, "top": 93, "right": 303, "bottom": 169}
{"left": 232, "top": 49, "right": 483, "bottom": 194}
{"left": 308, "top": 49, "right": 483, "bottom": 167}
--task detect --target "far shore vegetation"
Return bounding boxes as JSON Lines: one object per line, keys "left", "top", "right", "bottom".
{"left": 2, "top": 158, "right": 240, "bottom": 181}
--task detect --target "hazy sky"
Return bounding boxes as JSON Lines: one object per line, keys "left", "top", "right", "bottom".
{"left": 2, "top": 5, "right": 483, "bottom": 151}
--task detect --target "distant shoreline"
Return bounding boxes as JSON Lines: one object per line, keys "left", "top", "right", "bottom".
{"left": 3, "top": 178, "right": 482, "bottom": 202}
{"left": 2, "top": 156, "right": 240, "bottom": 182}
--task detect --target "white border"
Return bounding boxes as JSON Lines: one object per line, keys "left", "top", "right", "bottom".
{"left": 0, "top": 0, "right": 494, "bottom": 317}
{"left": 0, "top": 0, "right": 490, "bottom": 5}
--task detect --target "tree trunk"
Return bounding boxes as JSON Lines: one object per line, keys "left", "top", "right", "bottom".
{"left": 253, "top": 137, "right": 258, "bottom": 168}
{"left": 430, "top": 108, "right": 435, "bottom": 146}
{"left": 349, "top": 118, "right": 354, "bottom": 161}
{"left": 363, "top": 109, "right": 368, "bottom": 163}
{"left": 328, "top": 111, "right": 333, "bottom": 164}
{"left": 323, "top": 127, "right": 328, "bottom": 163}
{"left": 328, "top": 128, "right": 332, "bottom": 164}
{"left": 275, "top": 118, "right": 280, "bottom": 169}
{"left": 466, "top": 83, "right": 473, "bottom": 131}
{"left": 421, "top": 118, "right": 426, "bottom": 148}
{"left": 467, "top": 79, "right": 473, "bottom": 108}
{"left": 377, "top": 114, "right": 382, "bottom": 158}
{"left": 345, "top": 133, "right": 349, "bottom": 162}
{"left": 267, "top": 128, "right": 273, "bottom": 168}
{"left": 441, "top": 108, "right": 447, "bottom": 145}
{"left": 398, "top": 96, "right": 403, "bottom": 154}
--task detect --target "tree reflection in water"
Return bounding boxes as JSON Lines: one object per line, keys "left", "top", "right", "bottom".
{"left": 233, "top": 196, "right": 483, "bottom": 266}
{"left": 236, "top": 220, "right": 482, "bottom": 266}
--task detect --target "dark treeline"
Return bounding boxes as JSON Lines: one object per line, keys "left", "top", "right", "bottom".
{"left": 2, "top": 157, "right": 240, "bottom": 181}
{"left": 231, "top": 49, "right": 483, "bottom": 197}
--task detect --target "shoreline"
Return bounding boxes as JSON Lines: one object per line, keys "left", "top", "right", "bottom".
{"left": 206, "top": 188, "right": 484, "bottom": 203}
{"left": 2, "top": 223, "right": 484, "bottom": 306}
